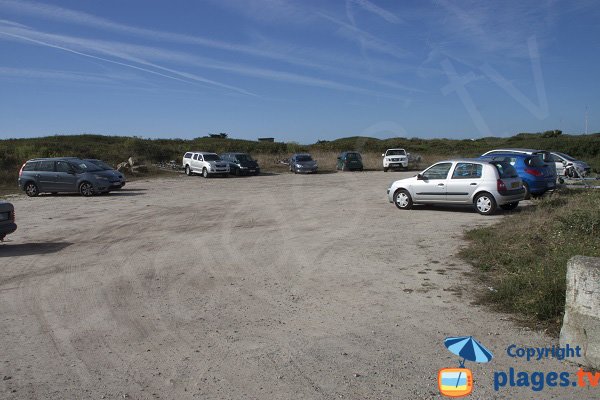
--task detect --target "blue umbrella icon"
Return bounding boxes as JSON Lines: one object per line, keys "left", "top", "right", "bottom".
{"left": 444, "top": 336, "right": 493, "bottom": 388}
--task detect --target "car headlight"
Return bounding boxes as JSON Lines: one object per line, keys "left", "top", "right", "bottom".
{"left": 296, "top": 164, "right": 302, "bottom": 168}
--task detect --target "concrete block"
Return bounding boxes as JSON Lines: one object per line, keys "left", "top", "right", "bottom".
{"left": 560, "top": 256, "right": 600, "bottom": 369}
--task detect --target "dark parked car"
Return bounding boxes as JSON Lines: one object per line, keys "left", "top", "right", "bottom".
{"left": 289, "top": 153, "right": 318, "bottom": 174}
{"left": 18, "top": 158, "right": 125, "bottom": 197}
{"left": 220, "top": 152, "right": 260, "bottom": 176}
{"left": 84, "top": 159, "right": 126, "bottom": 187}
{"left": 336, "top": 151, "right": 363, "bottom": 171}
{"left": 0, "top": 201, "right": 17, "bottom": 241}
{"left": 479, "top": 153, "right": 555, "bottom": 199}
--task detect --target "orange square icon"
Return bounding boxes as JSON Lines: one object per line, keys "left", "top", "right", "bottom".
{"left": 438, "top": 368, "right": 473, "bottom": 397}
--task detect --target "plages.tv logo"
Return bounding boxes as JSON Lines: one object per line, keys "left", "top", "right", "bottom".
{"left": 438, "top": 336, "right": 494, "bottom": 397}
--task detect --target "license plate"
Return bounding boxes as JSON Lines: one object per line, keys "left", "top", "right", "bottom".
{"left": 0, "top": 212, "right": 9, "bottom": 221}
{"left": 511, "top": 182, "right": 520, "bottom": 189}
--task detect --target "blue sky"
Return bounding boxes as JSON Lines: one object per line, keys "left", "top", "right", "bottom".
{"left": 0, "top": 0, "right": 598, "bottom": 143}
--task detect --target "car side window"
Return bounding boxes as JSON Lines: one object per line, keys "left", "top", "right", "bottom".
{"left": 422, "top": 163, "right": 452, "bottom": 180}
{"left": 193, "top": 154, "right": 198, "bottom": 160}
{"left": 198, "top": 155, "right": 203, "bottom": 161}
{"left": 23, "top": 161, "right": 38, "bottom": 171}
{"left": 451, "top": 163, "right": 482, "bottom": 179}
{"left": 37, "top": 160, "right": 54, "bottom": 172}
{"left": 56, "top": 161, "right": 71, "bottom": 173}
{"left": 184, "top": 152, "right": 192, "bottom": 159}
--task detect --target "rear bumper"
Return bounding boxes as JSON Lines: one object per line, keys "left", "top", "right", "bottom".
{"left": 497, "top": 189, "right": 525, "bottom": 204}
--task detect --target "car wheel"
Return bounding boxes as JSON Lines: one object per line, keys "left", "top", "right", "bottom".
{"left": 79, "top": 182, "right": 94, "bottom": 197}
{"left": 383, "top": 167, "right": 388, "bottom": 172}
{"left": 185, "top": 165, "right": 192, "bottom": 176}
{"left": 474, "top": 192, "right": 497, "bottom": 215}
{"left": 393, "top": 189, "right": 413, "bottom": 210}
{"left": 500, "top": 202, "right": 519, "bottom": 211}
{"left": 25, "top": 182, "right": 39, "bottom": 197}
{"left": 202, "top": 168, "right": 209, "bottom": 178}
{"left": 522, "top": 182, "right": 530, "bottom": 200}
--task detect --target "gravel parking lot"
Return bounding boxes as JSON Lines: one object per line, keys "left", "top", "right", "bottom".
{"left": 1, "top": 172, "right": 594, "bottom": 399}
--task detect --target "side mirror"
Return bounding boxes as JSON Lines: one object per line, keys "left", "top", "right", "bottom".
{"left": 417, "top": 173, "right": 424, "bottom": 180}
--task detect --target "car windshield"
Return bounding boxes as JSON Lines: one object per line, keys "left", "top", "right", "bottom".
{"left": 490, "top": 161, "right": 519, "bottom": 178}
{"left": 555, "top": 152, "right": 576, "bottom": 161}
{"left": 387, "top": 149, "right": 406, "bottom": 156}
{"left": 236, "top": 154, "right": 253, "bottom": 162}
{"left": 346, "top": 153, "right": 361, "bottom": 160}
{"left": 204, "top": 154, "right": 221, "bottom": 161}
{"left": 296, "top": 155, "right": 313, "bottom": 162}
{"left": 70, "top": 160, "right": 102, "bottom": 172}
{"left": 86, "top": 160, "right": 113, "bottom": 170}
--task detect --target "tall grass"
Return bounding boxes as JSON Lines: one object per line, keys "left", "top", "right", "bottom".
{"left": 460, "top": 189, "right": 600, "bottom": 333}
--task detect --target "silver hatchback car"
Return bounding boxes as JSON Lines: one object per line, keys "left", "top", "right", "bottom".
{"left": 387, "top": 159, "right": 525, "bottom": 215}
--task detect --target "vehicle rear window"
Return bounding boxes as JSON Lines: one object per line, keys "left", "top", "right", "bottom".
{"left": 525, "top": 155, "right": 545, "bottom": 168}
{"left": 451, "top": 163, "right": 482, "bottom": 179}
{"left": 23, "top": 161, "right": 38, "bottom": 171}
{"left": 490, "top": 161, "right": 518, "bottom": 178}
{"left": 346, "top": 153, "right": 361, "bottom": 160}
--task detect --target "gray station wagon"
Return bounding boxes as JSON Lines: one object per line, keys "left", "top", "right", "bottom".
{"left": 18, "top": 158, "right": 125, "bottom": 197}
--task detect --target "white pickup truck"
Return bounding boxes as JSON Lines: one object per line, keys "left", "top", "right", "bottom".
{"left": 182, "top": 151, "right": 230, "bottom": 178}
{"left": 382, "top": 148, "right": 409, "bottom": 172}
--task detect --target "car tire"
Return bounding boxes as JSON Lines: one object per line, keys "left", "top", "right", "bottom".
{"left": 79, "top": 182, "right": 94, "bottom": 197}
{"left": 383, "top": 167, "right": 388, "bottom": 172}
{"left": 202, "top": 168, "right": 209, "bottom": 178}
{"left": 474, "top": 192, "right": 497, "bottom": 215}
{"left": 393, "top": 189, "right": 413, "bottom": 210}
{"left": 185, "top": 165, "right": 192, "bottom": 176}
{"left": 25, "top": 182, "right": 39, "bottom": 197}
{"left": 522, "top": 182, "right": 530, "bottom": 200}
{"left": 500, "top": 202, "right": 519, "bottom": 211}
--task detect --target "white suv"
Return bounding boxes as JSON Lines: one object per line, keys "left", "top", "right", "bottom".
{"left": 182, "top": 152, "right": 230, "bottom": 178}
{"left": 382, "top": 148, "right": 409, "bottom": 171}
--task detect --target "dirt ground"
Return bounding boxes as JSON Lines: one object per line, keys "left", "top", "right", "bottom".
{"left": 1, "top": 171, "right": 596, "bottom": 399}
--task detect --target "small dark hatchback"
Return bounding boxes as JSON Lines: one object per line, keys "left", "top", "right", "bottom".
{"left": 220, "top": 153, "right": 260, "bottom": 176}
{"left": 336, "top": 151, "right": 364, "bottom": 171}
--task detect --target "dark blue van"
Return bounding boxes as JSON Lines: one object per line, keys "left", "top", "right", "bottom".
{"left": 479, "top": 153, "right": 555, "bottom": 198}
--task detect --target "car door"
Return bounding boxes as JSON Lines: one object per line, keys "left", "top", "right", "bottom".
{"left": 411, "top": 162, "right": 452, "bottom": 202}
{"left": 191, "top": 154, "right": 200, "bottom": 172}
{"left": 55, "top": 160, "right": 78, "bottom": 191}
{"left": 446, "top": 162, "right": 483, "bottom": 203}
{"left": 36, "top": 160, "right": 59, "bottom": 191}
